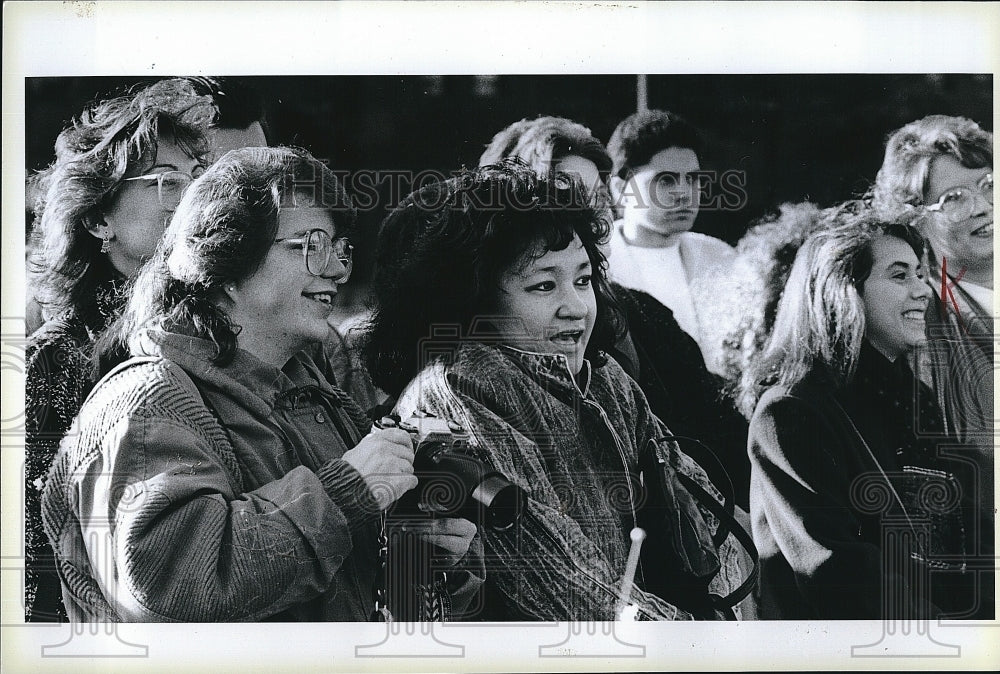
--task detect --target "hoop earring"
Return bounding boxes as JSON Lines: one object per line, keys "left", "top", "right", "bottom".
{"left": 100, "top": 229, "right": 112, "bottom": 254}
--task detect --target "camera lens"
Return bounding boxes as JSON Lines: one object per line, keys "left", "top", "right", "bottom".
{"left": 473, "top": 475, "right": 526, "bottom": 531}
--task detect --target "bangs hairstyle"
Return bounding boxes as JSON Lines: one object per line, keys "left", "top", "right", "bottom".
{"left": 115, "top": 146, "right": 355, "bottom": 366}
{"left": 873, "top": 114, "right": 993, "bottom": 211}
{"left": 735, "top": 202, "right": 926, "bottom": 418}
{"left": 27, "top": 78, "right": 217, "bottom": 324}
{"left": 363, "top": 160, "right": 625, "bottom": 397}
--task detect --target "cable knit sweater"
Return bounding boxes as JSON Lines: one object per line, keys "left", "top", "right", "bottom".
{"left": 41, "top": 328, "right": 384, "bottom": 622}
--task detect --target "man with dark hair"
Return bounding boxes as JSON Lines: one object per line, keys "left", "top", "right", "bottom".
{"left": 606, "top": 110, "right": 735, "bottom": 375}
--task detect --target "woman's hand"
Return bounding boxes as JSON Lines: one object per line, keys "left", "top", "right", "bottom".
{"left": 342, "top": 428, "right": 418, "bottom": 510}
{"left": 404, "top": 517, "right": 478, "bottom": 567}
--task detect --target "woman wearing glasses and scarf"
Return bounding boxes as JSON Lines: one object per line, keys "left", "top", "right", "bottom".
{"left": 41, "top": 146, "right": 477, "bottom": 621}
{"left": 24, "top": 78, "right": 217, "bottom": 621}
{"left": 873, "top": 115, "right": 993, "bottom": 619}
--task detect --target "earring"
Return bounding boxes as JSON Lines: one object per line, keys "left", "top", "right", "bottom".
{"left": 100, "top": 228, "right": 112, "bottom": 254}
{"left": 226, "top": 284, "right": 236, "bottom": 293}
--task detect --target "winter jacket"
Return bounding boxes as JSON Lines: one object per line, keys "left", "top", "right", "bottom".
{"left": 395, "top": 342, "right": 748, "bottom": 621}
{"left": 41, "top": 327, "right": 386, "bottom": 621}
{"left": 750, "top": 342, "right": 977, "bottom": 619}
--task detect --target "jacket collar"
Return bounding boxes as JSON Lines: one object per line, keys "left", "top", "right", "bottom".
{"left": 135, "top": 327, "right": 317, "bottom": 415}
{"left": 497, "top": 344, "right": 592, "bottom": 399}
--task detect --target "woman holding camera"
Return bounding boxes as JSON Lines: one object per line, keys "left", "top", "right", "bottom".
{"left": 364, "top": 162, "right": 749, "bottom": 621}
{"left": 739, "top": 204, "right": 973, "bottom": 619}
{"left": 41, "top": 147, "right": 477, "bottom": 621}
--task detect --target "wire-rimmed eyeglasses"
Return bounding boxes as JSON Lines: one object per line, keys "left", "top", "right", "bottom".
{"left": 275, "top": 228, "right": 353, "bottom": 279}
{"left": 925, "top": 173, "right": 993, "bottom": 223}
{"left": 123, "top": 170, "right": 199, "bottom": 212}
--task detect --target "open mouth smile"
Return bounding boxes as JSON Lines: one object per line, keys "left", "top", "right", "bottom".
{"left": 971, "top": 222, "right": 993, "bottom": 237}
{"left": 303, "top": 291, "right": 336, "bottom": 306}
{"left": 550, "top": 329, "right": 584, "bottom": 345}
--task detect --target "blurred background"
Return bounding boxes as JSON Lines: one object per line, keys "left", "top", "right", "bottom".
{"left": 25, "top": 74, "right": 993, "bottom": 309}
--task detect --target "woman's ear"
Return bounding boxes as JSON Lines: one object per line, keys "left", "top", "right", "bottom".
{"left": 82, "top": 211, "right": 109, "bottom": 239}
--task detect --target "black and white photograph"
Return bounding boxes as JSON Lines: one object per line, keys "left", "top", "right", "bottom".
{"left": 2, "top": 2, "right": 997, "bottom": 672}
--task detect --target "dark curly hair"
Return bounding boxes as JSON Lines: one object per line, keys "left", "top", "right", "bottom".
{"left": 116, "top": 146, "right": 356, "bottom": 366}
{"left": 363, "top": 160, "right": 626, "bottom": 396}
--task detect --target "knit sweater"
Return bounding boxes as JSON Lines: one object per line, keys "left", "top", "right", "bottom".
{"left": 41, "top": 328, "right": 384, "bottom": 621}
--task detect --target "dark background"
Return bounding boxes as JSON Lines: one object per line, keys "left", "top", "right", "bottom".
{"left": 25, "top": 74, "right": 993, "bottom": 294}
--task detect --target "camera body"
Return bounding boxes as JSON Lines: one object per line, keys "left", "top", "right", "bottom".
{"left": 376, "top": 411, "right": 525, "bottom": 531}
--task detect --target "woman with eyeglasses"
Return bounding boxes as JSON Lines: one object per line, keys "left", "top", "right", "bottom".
{"left": 741, "top": 204, "right": 974, "bottom": 619}
{"left": 40, "top": 146, "right": 477, "bottom": 622}
{"left": 23, "top": 78, "right": 217, "bottom": 621}
{"left": 873, "top": 115, "right": 993, "bottom": 619}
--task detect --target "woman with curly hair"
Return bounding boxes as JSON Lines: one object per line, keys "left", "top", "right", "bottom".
{"left": 23, "top": 78, "right": 217, "bottom": 621}
{"left": 41, "top": 146, "right": 476, "bottom": 621}
{"left": 743, "top": 204, "right": 974, "bottom": 619}
{"left": 363, "top": 161, "right": 751, "bottom": 621}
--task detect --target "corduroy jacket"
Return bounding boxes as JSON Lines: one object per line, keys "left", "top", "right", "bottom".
{"left": 42, "top": 328, "right": 387, "bottom": 622}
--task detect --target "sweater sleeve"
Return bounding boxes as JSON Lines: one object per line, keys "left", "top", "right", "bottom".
{"left": 748, "top": 393, "right": 926, "bottom": 619}
{"left": 75, "top": 410, "right": 375, "bottom": 622}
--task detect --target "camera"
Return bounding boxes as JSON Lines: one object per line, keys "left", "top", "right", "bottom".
{"left": 376, "top": 411, "right": 526, "bottom": 531}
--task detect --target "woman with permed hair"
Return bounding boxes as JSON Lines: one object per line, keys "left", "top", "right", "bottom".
{"left": 744, "top": 203, "right": 975, "bottom": 619}
{"left": 23, "top": 78, "right": 217, "bottom": 621}
{"left": 363, "top": 161, "right": 751, "bottom": 621}
{"left": 479, "top": 116, "right": 752, "bottom": 510}
{"left": 41, "top": 147, "right": 477, "bottom": 621}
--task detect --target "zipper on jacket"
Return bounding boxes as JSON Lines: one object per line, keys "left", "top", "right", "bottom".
{"left": 582, "top": 400, "right": 638, "bottom": 528}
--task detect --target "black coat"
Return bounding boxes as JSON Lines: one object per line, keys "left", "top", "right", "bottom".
{"left": 610, "top": 284, "right": 751, "bottom": 510}
{"left": 749, "top": 342, "right": 978, "bottom": 619}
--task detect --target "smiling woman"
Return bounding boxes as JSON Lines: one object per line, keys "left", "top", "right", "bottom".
{"left": 363, "top": 161, "right": 751, "bottom": 621}
{"left": 40, "top": 146, "right": 479, "bottom": 622}
{"left": 742, "top": 202, "right": 978, "bottom": 619}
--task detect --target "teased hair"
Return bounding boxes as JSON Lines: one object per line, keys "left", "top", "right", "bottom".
{"left": 115, "top": 146, "right": 355, "bottom": 366}
{"left": 363, "top": 160, "right": 625, "bottom": 396}
{"left": 607, "top": 109, "right": 704, "bottom": 179}
{"left": 26, "top": 78, "right": 217, "bottom": 326}
{"left": 873, "top": 114, "right": 992, "bottom": 212}
{"left": 735, "top": 202, "right": 926, "bottom": 418}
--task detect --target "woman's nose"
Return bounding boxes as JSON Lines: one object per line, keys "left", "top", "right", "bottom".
{"left": 321, "top": 256, "right": 351, "bottom": 282}
{"left": 557, "top": 288, "right": 589, "bottom": 318}
{"left": 911, "top": 276, "right": 932, "bottom": 301}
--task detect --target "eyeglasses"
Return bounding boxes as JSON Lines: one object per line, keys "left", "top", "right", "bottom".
{"left": 123, "top": 170, "right": 200, "bottom": 211}
{"left": 275, "top": 228, "right": 353, "bottom": 279}
{"left": 925, "top": 173, "right": 993, "bottom": 223}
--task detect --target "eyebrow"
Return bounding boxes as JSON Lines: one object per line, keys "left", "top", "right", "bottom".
{"left": 148, "top": 163, "right": 180, "bottom": 172}
{"left": 525, "top": 260, "right": 592, "bottom": 275}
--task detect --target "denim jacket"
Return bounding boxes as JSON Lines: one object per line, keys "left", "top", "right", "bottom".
{"left": 396, "top": 342, "right": 746, "bottom": 620}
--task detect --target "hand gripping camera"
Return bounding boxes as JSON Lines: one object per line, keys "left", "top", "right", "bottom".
{"left": 376, "top": 411, "right": 526, "bottom": 531}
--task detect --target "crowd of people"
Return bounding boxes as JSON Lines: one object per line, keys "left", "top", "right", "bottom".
{"left": 23, "top": 77, "right": 993, "bottom": 622}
